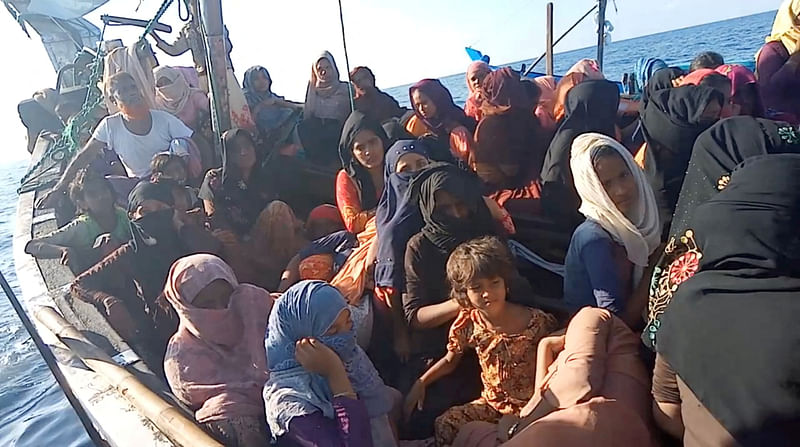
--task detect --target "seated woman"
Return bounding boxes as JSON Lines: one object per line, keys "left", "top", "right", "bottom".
{"left": 25, "top": 169, "right": 131, "bottom": 275}
{"left": 643, "top": 117, "right": 800, "bottom": 350}
{"left": 474, "top": 68, "right": 547, "bottom": 216}
{"left": 629, "top": 66, "right": 685, "bottom": 150}
{"left": 401, "top": 163, "right": 533, "bottom": 438}
{"left": 756, "top": 1, "right": 800, "bottom": 123}
{"left": 638, "top": 85, "right": 724, "bottom": 232}
{"left": 407, "top": 79, "right": 477, "bottom": 164}
{"left": 163, "top": 254, "right": 272, "bottom": 446}
{"left": 464, "top": 61, "right": 492, "bottom": 122}
{"left": 551, "top": 59, "right": 605, "bottom": 122}
{"left": 71, "top": 180, "right": 221, "bottom": 365}
{"left": 299, "top": 51, "right": 352, "bottom": 166}
{"left": 242, "top": 66, "right": 303, "bottom": 154}
{"left": 153, "top": 66, "right": 210, "bottom": 136}
{"left": 200, "top": 128, "right": 272, "bottom": 233}
{"left": 336, "top": 111, "right": 388, "bottom": 234}
{"left": 653, "top": 154, "right": 800, "bottom": 446}
{"left": 564, "top": 134, "right": 661, "bottom": 327}
{"left": 404, "top": 236, "right": 556, "bottom": 446}
{"left": 350, "top": 66, "right": 406, "bottom": 124}
{"left": 540, "top": 80, "right": 620, "bottom": 229}
{"left": 264, "top": 280, "right": 398, "bottom": 447}
{"left": 453, "top": 307, "right": 656, "bottom": 447}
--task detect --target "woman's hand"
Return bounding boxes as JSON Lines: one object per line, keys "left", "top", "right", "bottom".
{"left": 295, "top": 338, "right": 345, "bottom": 377}
{"left": 403, "top": 379, "right": 426, "bottom": 421}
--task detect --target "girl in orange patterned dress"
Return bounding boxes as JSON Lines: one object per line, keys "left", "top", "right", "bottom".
{"left": 403, "top": 236, "right": 557, "bottom": 446}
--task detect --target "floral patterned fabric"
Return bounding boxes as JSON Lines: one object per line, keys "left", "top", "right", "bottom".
{"left": 434, "top": 307, "right": 557, "bottom": 444}
{"left": 644, "top": 229, "right": 701, "bottom": 349}
{"left": 446, "top": 308, "right": 557, "bottom": 413}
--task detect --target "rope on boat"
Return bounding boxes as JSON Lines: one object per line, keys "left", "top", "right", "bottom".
{"left": 18, "top": 0, "right": 176, "bottom": 194}
{"left": 337, "top": 0, "right": 355, "bottom": 113}
{"left": 0, "top": 271, "right": 107, "bottom": 446}
{"left": 523, "top": 3, "right": 598, "bottom": 77}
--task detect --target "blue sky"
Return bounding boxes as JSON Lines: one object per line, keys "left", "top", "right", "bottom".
{"left": 0, "top": 0, "right": 780, "bottom": 161}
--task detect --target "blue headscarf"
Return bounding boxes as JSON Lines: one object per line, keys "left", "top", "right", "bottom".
{"left": 374, "top": 140, "right": 430, "bottom": 291}
{"left": 634, "top": 57, "right": 668, "bottom": 94}
{"left": 263, "top": 280, "right": 391, "bottom": 438}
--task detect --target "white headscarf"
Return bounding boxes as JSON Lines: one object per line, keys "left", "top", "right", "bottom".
{"left": 570, "top": 133, "right": 660, "bottom": 268}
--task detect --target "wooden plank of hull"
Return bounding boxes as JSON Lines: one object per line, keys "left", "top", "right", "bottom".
{"left": 13, "top": 188, "right": 174, "bottom": 447}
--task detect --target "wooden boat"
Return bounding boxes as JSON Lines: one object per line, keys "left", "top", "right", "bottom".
{"left": 4, "top": 0, "right": 764, "bottom": 445}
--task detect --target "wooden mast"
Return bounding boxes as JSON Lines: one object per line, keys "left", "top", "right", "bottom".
{"left": 199, "top": 0, "right": 230, "bottom": 156}
{"left": 596, "top": 0, "right": 608, "bottom": 70}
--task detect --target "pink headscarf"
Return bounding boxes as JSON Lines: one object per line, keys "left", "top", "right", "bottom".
{"left": 533, "top": 76, "right": 558, "bottom": 131}
{"left": 714, "top": 64, "right": 764, "bottom": 116}
{"left": 566, "top": 59, "right": 605, "bottom": 80}
{"left": 465, "top": 61, "right": 492, "bottom": 121}
{"left": 163, "top": 254, "right": 273, "bottom": 423}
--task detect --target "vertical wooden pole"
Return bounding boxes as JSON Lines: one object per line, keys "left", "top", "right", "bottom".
{"left": 546, "top": 2, "right": 554, "bottom": 76}
{"left": 596, "top": 0, "right": 607, "bottom": 71}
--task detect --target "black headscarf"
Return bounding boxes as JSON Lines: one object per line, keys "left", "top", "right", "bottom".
{"left": 338, "top": 111, "right": 390, "bottom": 211}
{"left": 126, "top": 180, "right": 188, "bottom": 300}
{"left": 409, "top": 163, "right": 494, "bottom": 252}
{"left": 643, "top": 118, "right": 800, "bottom": 351}
{"left": 127, "top": 180, "right": 175, "bottom": 214}
{"left": 640, "top": 85, "right": 724, "bottom": 224}
{"left": 640, "top": 67, "right": 684, "bottom": 110}
{"left": 658, "top": 154, "right": 800, "bottom": 445}
{"left": 669, "top": 117, "right": 800, "bottom": 239}
{"left": 540, "top": 79, "right": 620, "bottom": 224}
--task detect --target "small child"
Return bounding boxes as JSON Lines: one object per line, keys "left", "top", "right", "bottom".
{"left": 403, "top": 236, "right": 558, "bottom": 446}
{"left": 150, "top": 152, "right": 188, "bottom": 185}
{"left": 25, "top": 169, "right": 131, "bottom": 274}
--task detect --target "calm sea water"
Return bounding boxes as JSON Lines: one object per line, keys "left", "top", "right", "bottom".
{"left": 0, "top": 10, "right": 774, "bottom": 446}
{"left": 385, "top": 10, "right": 775, "bottom": 106}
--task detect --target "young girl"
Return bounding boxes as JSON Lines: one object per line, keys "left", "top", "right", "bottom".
{"left": 404, "top": 236, "right": 557, "bottom": 446}
{"left": 26, "top": 168, "right": 130, "bottom": 274}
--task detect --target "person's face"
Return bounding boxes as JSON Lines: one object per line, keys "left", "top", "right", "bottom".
{"left": 412, "top": 89, "right": 437, "bottom": 120}
{"left": 434, "top": 190, "right": 470, "bottom": 220}
{"left": 469, "top": 70, "right": 489, "bottom": 92}
{"left": 352, "top": 129, "right": 385, "bottom": 170}
{"left": 324, "top": 308, "right": 353, "bottom": 335}
{"left": 233, "top": 135, "right": 257, "bottom": 170}
{"left": 465, "top": 276, "right": 507, "bottom": 316}
{"left": 80, "top": 182, "right": 114, "bottom": 214}
{"left": 192, "top": 279, "right": 233, "bottom": 310}
{"left": 111, "top": 76, "right": 143, "bottom": 108}
{"left": 253, "top": 70, "right": 271, "bottom": 92}
{"left": 131, "top": 199, "right": 171, "bottom": 220}
{"left": 594, "top": 152, "right": 638, "bottom": 218}
{"left": 395, "top": 152, "right": 429, "bottom": 174}
{"left": 316, "top": 58, "right": 335, "bottom": 83}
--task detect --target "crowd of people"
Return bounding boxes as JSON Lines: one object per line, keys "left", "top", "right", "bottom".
{"left": 20, "top": 0, "right": 800, "bottom": 445}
